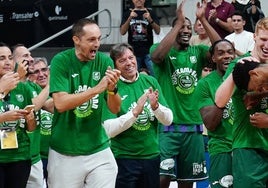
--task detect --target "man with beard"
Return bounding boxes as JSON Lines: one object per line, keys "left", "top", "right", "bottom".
{"left": 150, "top": 0, "right": 221, "bottom": 187}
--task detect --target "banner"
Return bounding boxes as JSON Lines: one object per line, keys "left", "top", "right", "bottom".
{"left": 0, "top": 0, "right": 98, "bottom": 47}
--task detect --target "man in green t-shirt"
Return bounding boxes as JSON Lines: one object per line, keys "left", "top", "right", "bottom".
{"left": 150, "top": 1, "right": 221, "bottom": 187}
{"left": 215, "top": 17, "right": 268, "bottom": 187}
{"left": 103, "top": 43, "right": 173, "bottom": 188}
{"left": 48, "top": 18, "right": 121, "bottom": 188}
{"left": 195, "top": 39, "right": 235, "bottom": 187}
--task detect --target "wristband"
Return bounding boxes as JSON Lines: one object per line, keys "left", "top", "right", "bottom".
{"left": 107, "top": 87, "right": 118, "bottom": 95}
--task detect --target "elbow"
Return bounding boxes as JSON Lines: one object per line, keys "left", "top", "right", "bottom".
{"left": 151, "top": 52, "right": 162, "bottom": 64}
{"left": 53, "top": 100, "right": 66, "bottom": 113}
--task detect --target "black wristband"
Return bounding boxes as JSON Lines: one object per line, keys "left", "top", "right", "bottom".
{"left": 214, "top": 102, "right": 225, "bottom": 110}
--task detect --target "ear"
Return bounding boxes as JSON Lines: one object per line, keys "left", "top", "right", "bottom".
{"left": 72, "top": 36, "right": 79, "bottom": 45}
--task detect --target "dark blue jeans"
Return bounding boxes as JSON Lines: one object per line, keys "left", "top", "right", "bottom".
{"left": 0, "top": 160, "right": 31, "bottom": 188}
{"left": 115, "top": 156, "right": 160, "bottom": 188}
{"left": 136, "top": 54, "right": 154, "bottom": 76}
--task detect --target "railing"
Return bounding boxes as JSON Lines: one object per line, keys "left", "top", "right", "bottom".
{"left": 28, "top": 9, "right": 112, "bottom": 51}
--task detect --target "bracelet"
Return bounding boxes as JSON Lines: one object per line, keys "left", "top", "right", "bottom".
{"left": 107, "top": 87, "right": 118, "bottom": 95}
{"left": 150, "top": 20, "right": 154, "bottom": 25}
{"left": 214, "top": 101, "right": 225, "bottom": 110}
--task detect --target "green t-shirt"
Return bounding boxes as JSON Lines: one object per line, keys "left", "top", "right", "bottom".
{"left": 39, "top": 109, "right": 53, "bottom": 159}
{"left": 0, "top": 82, "right": 33, "bottom": 162}
{"left": 225, "top": 53, "right": 268, "bottom": 151}
{"left": 102, "top": 74, "right": 169, "bottom": 159}
{"left": 150, "top": 44, "right": 209, "bottom": 125}
{"left": 49, "top": 48, "right": 113, "bottom": 155}
{"left": 24, "top": 80, "right": 42, "bottom": 164}
{"left": 195, "top": 71, "right": 233, "bottom": 156}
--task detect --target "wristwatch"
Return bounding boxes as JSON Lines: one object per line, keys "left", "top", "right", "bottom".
{"left": 107, "top": 87, "right": 118, "bottom": 95}
{"left": 215, "top": 18, "right": 220, "bottom": 23}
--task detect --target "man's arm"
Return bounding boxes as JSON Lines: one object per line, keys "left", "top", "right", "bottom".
{"left": 200, "top": 106, "right": 224, "bottom": 131}
{"left": 196, "top": 0, "right": 221, "bottom": 43}
{"left": 150, "top": 1, "right": 185, "bottom": 64}
{"left": 215, "top": 73, "right": 235, "bottom": 108}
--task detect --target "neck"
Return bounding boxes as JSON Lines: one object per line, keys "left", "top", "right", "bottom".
{"left": 234, "top": 28, "right": 244, "bottom": 34}
{"left": 199, "top": 34, "right": 208, "bottom": 40}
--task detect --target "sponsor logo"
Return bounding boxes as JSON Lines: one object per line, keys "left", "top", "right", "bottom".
{"left": 92, "top": 72, "right": 100, "bottom": 81}
{"left": 160, "top": 159, "right": 175, "bottom": 170}
{"left": 71, "top": 73, "right": 79, "bottom": 78}
{"left": 169, "top": 56, "right": 176, "bottom": 60}
{"left": 121, "top": 95, "right": 128, "bottom": 101}
{"left": 10, "top": 11, "right": 39, "bottom": 22}
{"left": 0, "top": 15, "right": 3, "bottom": 23}
{"left": 48, "top": 5, "right": 68, "bottom": 21}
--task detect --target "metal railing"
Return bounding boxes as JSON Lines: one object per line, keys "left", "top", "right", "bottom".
{"left": 28, "top": 9, "right": 111, "bottom": 51}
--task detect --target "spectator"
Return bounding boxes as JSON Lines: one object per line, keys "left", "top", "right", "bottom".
{"left": 190, "top": 18, "right": 212, "bottom": 46}
{"left": 150, "top": 0, "right": 221, "bottom": 187}
{"left": 102, "top": 43, "right": 173, "bottom": 188}
{"left": 12, "top": 44, "right": 44, "bottom": 188}
{"left": 232, "top": 0, "right": 265, "bottom": 32}
{"left": 215, "top": 17, "right": 268, "bottom": 187}
{"left": 47, "top": 18, "right": 121, "bottom": 188}
{"left": 120, "top": 0, "right": 160, "bottom": 75}
{"left": 205, "top": 0, "right": 235, "bottom": 38}
{"left": 195, "top": 39, "right": 235, "bottom": 188}
{"left": 32, "top": 57, "right": 53, "bottom": 187}
{"left": 225, "top": 10, "right": 255, "bottom": 56}
{"left": 0, "top": 42, "right": 36, "bottom": 188}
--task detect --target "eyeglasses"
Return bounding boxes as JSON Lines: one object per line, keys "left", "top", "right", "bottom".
{"left": 33, "top": 67, "right": 48, "bottom": 74}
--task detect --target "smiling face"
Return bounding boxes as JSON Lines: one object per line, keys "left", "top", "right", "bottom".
{"left": 176, "top": 19, "right": 192, "bottom": 49}
{"left": 33, "top": 60, "right": 49, "bottom": 88}
{"left": 212, "top": 41, "right": 235, "bottom": 74}
{"left": 254, "top": 29, "right": 268, "bottom": 62}
{"left": 0, "top": 46, "right": 15, "bottom": 77}
{"left": 115, "top": 48, "right": 137, "bottom": 81}
{"left": 73, "top": 23, "right": 101, "bottom": 62}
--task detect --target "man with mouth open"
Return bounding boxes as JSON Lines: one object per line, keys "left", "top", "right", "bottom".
{"left": 48, "top": 18, "right": 121, "bottom": 188}
{"left": 215, "top": 17, "right": 268, "bottom": 187}
{"left": 150, "top": 0, "right": 221, "bottom": 187}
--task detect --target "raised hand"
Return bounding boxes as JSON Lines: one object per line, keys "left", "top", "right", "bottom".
{"left": 0, "top": 72, "right": 20, "bottom": 94}
{"left": 147, "top": 87, "right": 159, "bottom": 110}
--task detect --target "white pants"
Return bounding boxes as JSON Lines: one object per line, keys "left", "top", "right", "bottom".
{"left": 26, "top": 160, "right": 44, "bottom": 188}
{"left": 47, "top": 147, "right": 118, "bottom": 188}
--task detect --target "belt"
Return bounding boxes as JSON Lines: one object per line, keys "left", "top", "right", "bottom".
{"left": 162, "top": 124, "right": 203, "bottom": 133}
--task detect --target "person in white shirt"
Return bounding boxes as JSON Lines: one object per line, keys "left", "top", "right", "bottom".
{"left": 225, "top": 10, "right": 255, "bottom": 56}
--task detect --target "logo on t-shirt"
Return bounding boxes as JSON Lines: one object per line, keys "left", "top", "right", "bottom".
{"left": 129, "top": 101, "right": 155, "bottom": 131}
{"left": 73, "top": 85, "right": 99, "bottom": 118}
{"left": 171, "top": 67, "right": 198, "bottom": 94}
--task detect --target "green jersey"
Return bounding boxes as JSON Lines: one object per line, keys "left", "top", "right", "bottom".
{"left": 40, "top": 109, "right": 53, "bottom": 159}
{"left": 102, "top": 74, "right": 168, "bottom": 159}
{"left": 49, "top": 48, "right": 113, "bottom": 155}
{"left": 195, "top": 71, "right": 233, "bottom": 156}
{"left": 150, "top": 44, "right": 209, "bottom": 125}
{"left": 225, "top": 54, "right": 268, "bottom": 151}
{"left": 0, "top": 82, "right": 34, "bottom": 162}
{"left": 24, "top": 80, "right": 42, "bottom": 164}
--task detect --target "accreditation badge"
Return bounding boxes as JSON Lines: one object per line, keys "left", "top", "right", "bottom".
{"left": 1, "top": 129, "right": 18, "bottom": 149}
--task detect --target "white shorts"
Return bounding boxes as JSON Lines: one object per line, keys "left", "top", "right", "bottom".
{"left": 26, "top": 160, "right": 44, "bottom": 188}
{"left": 47, "top": 147, "right": 118, "bottom": 188}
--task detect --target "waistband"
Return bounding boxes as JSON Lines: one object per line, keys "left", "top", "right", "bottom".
{"left": 162, "top": 124, "right": 203, "bottom": 133}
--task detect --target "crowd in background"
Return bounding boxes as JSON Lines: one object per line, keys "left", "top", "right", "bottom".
{"left": 0, "top": 0, "right": 267, "bottom": 188}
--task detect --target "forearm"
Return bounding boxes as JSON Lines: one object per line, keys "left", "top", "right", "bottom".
{"left": 32, "top": 86, "right": 49, "bottom": 111}
{"left": 215, "top": 74, "right": 235, "bottom": 108}
{"left": 201, "top": 106, "right": 223, "bottom": 131}
{"left": 103, "top": 111, "right": 136, "bottom": 138}
{"left": 216, "top": 18, "right": 233, "bottom": 33}
{"left": 199, "top": 16, "right": 221, "bottom": 43}
{"left": 120, "top": 18, "right": 131, "bottom": 35}
{"left": 151, "top": 24, "right": 181, "bottom": 64}
{"left": 153, "top": 103, "right": 173, "bottom": 125}
{"left": 107, "top": 93, "right": 121, "bottom": 114}
{"left": 53, "top": 86, "right": 103, "bottom": 113}
{"left": 151, "top": 22, "right": 160, "bottom": 34}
